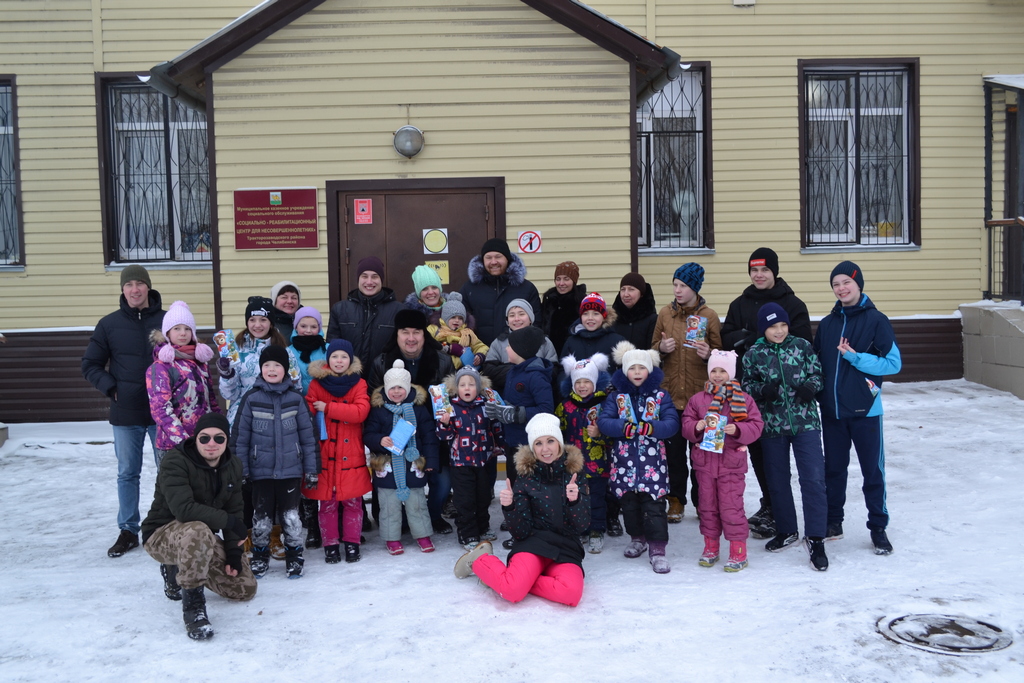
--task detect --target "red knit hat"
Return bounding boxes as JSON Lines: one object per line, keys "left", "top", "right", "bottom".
{"left": 579, "top": 292, "right": 607, "bottom": 318}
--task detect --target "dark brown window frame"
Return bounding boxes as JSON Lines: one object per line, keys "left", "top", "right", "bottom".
{"left": 797, "top": 58, "right": 921, "bottom": 248}
{"left": 0, "top": 74, "right": 25, "bottom": 266}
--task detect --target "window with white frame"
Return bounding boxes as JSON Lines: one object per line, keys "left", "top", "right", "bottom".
{"left": 637, "top": 69, "right": 708, "bottom": 249}
{"left": 802, "top": 64, "right": 917, "bottom": 246}
{"left": 0, "top": 80, "right": 20, "bottom": 265}
{"left": 103, "top": 82, "right": 210, "bottom": 262}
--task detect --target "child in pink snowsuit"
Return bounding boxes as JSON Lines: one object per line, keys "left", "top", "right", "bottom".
{"left": 682, "top": 350, "right": 763, "bottom": 572}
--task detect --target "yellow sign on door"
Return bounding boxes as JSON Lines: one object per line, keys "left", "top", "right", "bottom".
{"left": 425, "top": 260, "right": 449, "bottom": 285}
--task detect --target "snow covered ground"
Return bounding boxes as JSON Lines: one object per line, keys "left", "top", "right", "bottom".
{"left": 1, "top": 379, "right": 1022, "bottom": 682}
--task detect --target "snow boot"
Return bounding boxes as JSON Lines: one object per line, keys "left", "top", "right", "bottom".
{"left": 431, "top": 517, "right": 453, "bottom": 535}
{"left": 107, "top": 529, "right": 139, "bottom": 558}
{"left": 269, "top": 525, "right": 286, "bottom": 561}
{"left": 181, "top": 586, "right": 214, "bottom": 640}
{"left": 649, "top": 541, "right": 670, "bottom": 574}
{"left": 161, "top": 564, "right": 182, "bottom": 601}
{"left": 386, "top": 541, "right": 404, "bottom": 555}
{"left": 724, "top": 541, "right": 748, "bottom": 572}
{"left": 250, "top": 546, "right": 270, "bottom": 578}
{"left": 870, "top": 529, "right": 893, "bottom": 555}
{"left": 480, "top": 530, "right": 497, "bottom": 542}
{"left": 806, "top": 537, "right": 829, "bottom": 571}
{"left": 623, "top": 536, "right": 648, "bottom": 559}
{"left": 699, "top": 536, "right": 720, "bottom": 567}
{"left": 825, "top": 522, "right": 844, "bottom": 540}
{"left": 587, "top": 530, "right": 604, "bottom": 555}
{"left": 301, "top": 499, "right": 322, "bottom": 549}
{"left": 454, "top": 541, "right": 493, "bottom": 579}
{"left": 442, "top": 498, "right": 458, "bottom": 519}
{"left": 417, "top": 537, "right": 435, "bottom": 553}
{"left": 607, "top": 515, "right": 624, "bottom": 537}
{"left": 323, "top": 544, "right": 341, "bottom": 564}
{"left": 344, "top": 542, "right": 361, "bottom": 563}
{"left": 765, "top": 532, "right": 799, "bottom": 553}
{"left": 461, "top": 536, "right": 480, "bottom": 551}
{"left": 666, "top": 496, "right": 684, "bottom": 523}
{"left": 285, "top": 545, "right": 304, "bottom": 578}
{"left": 748, "top": 504, "right": 775, "bottom": 539}
{"left": 502, "top": 538, "right": 514, "bottom": 550}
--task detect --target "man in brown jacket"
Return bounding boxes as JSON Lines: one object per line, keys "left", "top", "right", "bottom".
{"left": 651, "top": 262, "right": 722, "bottom": 522}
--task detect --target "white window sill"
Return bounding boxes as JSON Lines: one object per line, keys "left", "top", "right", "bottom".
{"left": 800, "top": 244, "right": 920, "bottom": 255}
{"left": 639, "top": 247, "right": 716, "bottom": 257}
{"left": 106, "top": 261, "right": 213, "bottom": 272}
{"left": 0, "top": 264, "right": 26, "bottom": 272}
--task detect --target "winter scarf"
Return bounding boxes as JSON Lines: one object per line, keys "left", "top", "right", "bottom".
{"left": 292, "top": 334, "right": 327, "bottom": 364}
{"left": 704, "top": 379, "right": 749, "bottom": 422}
{"left": 383, "top": 401, "right": 420, "bottom": 501}
{"left": 318, "top": 371, "right": 361, "bottom": 398}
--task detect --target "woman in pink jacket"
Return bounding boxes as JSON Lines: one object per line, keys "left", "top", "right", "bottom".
{"left": 681, "top": 350, "right": 762, "bottom": 572}
{"left": 145, "top": 300, "right": 220, "bottom": 466}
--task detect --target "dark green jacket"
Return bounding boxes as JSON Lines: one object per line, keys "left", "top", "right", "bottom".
{"left": 141, "top": 437, "right": 244, "bottom": 546}
{"left": 740, "top": 335, "right": 823, "bottom": 439}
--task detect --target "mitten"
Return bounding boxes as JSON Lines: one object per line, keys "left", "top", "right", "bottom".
{"left": 216, "top": 356, "right": 234, "bottom": 377}
{"left": 484, "top": 402, "right": 524, "bottom": 425}
{"left": 623, "top": 422, "right": 637, "bottom": 439}
{"left": 303, "top": 473, "right": 319, "bottom": 490}
{"left": 225, "top": 547, "right": 244, "bottom": 574}
{"left": 795, "top": 382, "right": 817, "bottom": 403}
{"left": 637, "top": 422, "right": 653, "bottom": 437}
{"left": 449, "top": 342, "right": 465, "bottom": 356}
{"left": 759, "top": 383, "right": 779, "bottom": 401}
{"left": 224, "top": 515, "right": 248, "bottom": 540}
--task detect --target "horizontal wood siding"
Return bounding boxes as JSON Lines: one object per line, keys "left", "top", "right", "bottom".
{"left": 588, "top": 0, "right": 1024, "bottom": 319}
{"left": 211, "top": 0, "right": 633, "bottom": 331}
{"left": 0, "top": 1, "right": 253, "bottom": 330}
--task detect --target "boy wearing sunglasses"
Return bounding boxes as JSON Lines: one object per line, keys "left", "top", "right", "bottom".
{"left": 141, "top": 413, "right": 256, "bottom": 640}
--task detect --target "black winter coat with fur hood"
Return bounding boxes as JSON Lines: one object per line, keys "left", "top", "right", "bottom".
{"left": 459, "top": 253, "right": 541, "bottom": 346}
{"left": 504, "top": 444, "right": 590, "bottom": 570}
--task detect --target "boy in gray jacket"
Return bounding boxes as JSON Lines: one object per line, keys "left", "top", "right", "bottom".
{"left": 232, "top": 345, "right": 319, "bottom": 579}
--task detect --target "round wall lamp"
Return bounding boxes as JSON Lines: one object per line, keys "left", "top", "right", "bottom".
{"left": 393, "top": 125, "right": 425, "bottom": 158}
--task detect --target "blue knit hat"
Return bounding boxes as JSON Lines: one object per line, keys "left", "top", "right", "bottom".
{"left": 757, "top": 303, "right": 790, "bottom": 336}
{"left": 673, "top": 262, "right": 705, "bottom": 293}
{"left": 327, "top": 338, "right": 355, "bottom": 362}
{"left": 830, "top": 261, "right": 864, "bottom": 290}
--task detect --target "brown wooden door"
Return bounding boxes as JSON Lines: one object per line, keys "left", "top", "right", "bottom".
{"left": 327, "top": 178, "right": 504, "bottom": 304}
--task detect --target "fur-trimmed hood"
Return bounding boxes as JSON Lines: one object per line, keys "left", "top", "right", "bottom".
{"left": 402, "top": 290, "right": 443, "bottom": 316}
{"left": 512, "top": 443, "right": 584, "bottom": 478}
{"left": 442, "top": 371, "right": 492, "bottom": 397}
{"left": 467, "top": 252, "right": 529, "bottom": 287}
{"left": 370, "top": 383, "right": 428, "bottom": 408}
{"left": 307, "top": 356, "right": 364, "bottom": 380}
{"left": 149, "top": 328, "right": 214, "bottom": 364}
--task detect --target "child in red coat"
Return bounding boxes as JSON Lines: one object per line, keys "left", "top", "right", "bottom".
{"left": 682, "top": 350, "right": 763, "bottom": 572}
{"left": 304, "top": 339, "right": 371, "bottom": 564}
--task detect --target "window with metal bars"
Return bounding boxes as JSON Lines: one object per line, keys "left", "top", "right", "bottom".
{"left": 637, "top": 69, "right": 709, "bottom": 250}
{"left": 801, "top": 64, "right": 917, "bottom": 247}
{"left": 0, "top": 80, "right": 21, "bottom": 265}
{"left": 103, "top": 82, "right": 211, "bottom": 262}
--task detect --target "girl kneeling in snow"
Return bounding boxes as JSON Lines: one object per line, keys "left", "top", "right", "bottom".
{"left": 454, "top": 413, "right": 590, "bottom": 607}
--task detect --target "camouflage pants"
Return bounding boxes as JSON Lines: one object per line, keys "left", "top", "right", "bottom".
{"left": 145, "top": 520, "right": 257, "bottom": 601}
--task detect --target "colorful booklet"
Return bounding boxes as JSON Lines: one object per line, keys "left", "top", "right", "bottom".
{"left": 683, "top": 316, "right": 708, "bottom": 348}
{"left": 483, "top": 387, "right": 506, "bottom": 406}
{"left": 586, "top": 405, "right": 601, "bottom": 426}
{"left": 700, "top": 411, "right": 727, "bottom": 454}
{"left": 614, "top": 393, "right": 638, "bottom": 423}
{"left": 385, "top": 419, "right": 416, "bottom": 457}
{"left": 640, "top": 394, "right": 661, "bottom": 422}
{"left": 428, "top": 384, "right": 454, "bottom": 418}
{"left": 317, "top": 412, "right": 327, "bottom": 441}
{"left": 213, "top": 329, "right": 240, "bottom": 363}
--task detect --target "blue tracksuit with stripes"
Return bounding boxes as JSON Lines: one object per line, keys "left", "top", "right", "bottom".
{"left": 813, "top": 294, "right": 901, "bottom": 531}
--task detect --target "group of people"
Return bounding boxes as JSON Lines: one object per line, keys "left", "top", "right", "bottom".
{"left": 81, "top": 242, "right": 900, "bottom": 639}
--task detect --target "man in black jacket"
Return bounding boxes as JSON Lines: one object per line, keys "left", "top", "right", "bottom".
{"left": 81, "top": 265, "right": 165, "bottom": 558}
{"left": 142, "top": 413, "right": 256, "bottom": 640}
{"left": 326, "top": 256, "right": 407, "bottom": 373}
{"left": 459, "top": 238, "right": 541, "bottom": 346}
{"left": 720, "top": 247, "right": 812, "bottom": 538}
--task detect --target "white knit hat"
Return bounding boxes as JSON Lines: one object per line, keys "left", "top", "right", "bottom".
{"left": 613, "top": 340, "right": 660, "bottom": 374}
{"left": 525, "top": 413, "right": 563, "bottom": 448}
{"left": 383, "top": 359, "right": 411, "bottom": 395}
{"left": 561, "top": 353, "right": 608, "bottom": 388}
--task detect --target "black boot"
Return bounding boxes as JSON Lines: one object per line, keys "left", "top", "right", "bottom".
{"left": 285, "top": 545, "right": 304, "bottom": 579}
{"left": 251, "top": 546, "right": 270, "bottom": 578}
{"left": 161, "top": 564, "right": 182, "bottom": 601}
{"left": 344, "top": 542, "right": 361, "bottom": 563}
{"left": 181, "top": 586, "right": 213, "bottom": 640}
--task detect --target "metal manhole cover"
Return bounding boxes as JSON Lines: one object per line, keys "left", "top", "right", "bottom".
{"left": 877, "top": 614, "right": 1012, "bottom": 656}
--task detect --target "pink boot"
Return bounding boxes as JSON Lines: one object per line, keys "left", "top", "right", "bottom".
{"left": 724, "top": 540, "right": 748, "bottom": 572}
{"left": 699, "top": 536, "right": 720, "bottom": 567}
{"left": 417, "top": 537, "right": 435, "bottom": 553}
{"left": 386, "top": 541, "right": 404, "bottom": 555}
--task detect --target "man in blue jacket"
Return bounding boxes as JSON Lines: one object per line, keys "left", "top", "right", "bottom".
{"left": 813, "top": 261, "right": 901, "bottom": 555}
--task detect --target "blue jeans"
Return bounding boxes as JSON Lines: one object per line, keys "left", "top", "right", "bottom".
{"left": 112, "top": 424, "right": 157, "bottom": 533}
{"left": 426, "top": 465, "right": 452, "bottom": 522}
{"left": 762, "top": 431, "right": 828, "bottom": 538}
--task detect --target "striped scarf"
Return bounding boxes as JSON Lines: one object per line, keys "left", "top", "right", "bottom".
{"left": 383, "top": 401, "right": 420, "bottom": 502}
{"left": 704, "top": 379, "right": 748, "bottom": 422}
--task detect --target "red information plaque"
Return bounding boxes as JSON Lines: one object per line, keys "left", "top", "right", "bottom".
{"left": 234, "top": 188, "right": 319, "bottom": 250}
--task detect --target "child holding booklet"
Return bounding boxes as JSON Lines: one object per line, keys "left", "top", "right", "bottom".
{"left": 364, "top": 360, "right": 439, "bottom": 555}
{"left": 681, "top": 350, "right": 763, "bottom": 572}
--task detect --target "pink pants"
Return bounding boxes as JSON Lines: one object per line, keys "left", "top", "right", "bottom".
{"left": 472, "top": 552, "right": 584, "bottom": 607}
{"left": 318, "top": 496, "right": 363, "bottom": 546}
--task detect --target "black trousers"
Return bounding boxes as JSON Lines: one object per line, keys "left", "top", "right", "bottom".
{"left": 665, "top": 433, "right": 700, "bottom": 507}
{"left": 747, "top": 439, "right": 771, "bottom": 508}
{"left": 450, "top": 465, "right": 492, "bottom": 542}
{"left": 620, "top": 491, "right": 669, "bottom": 542}
{"left": 251, "top": 478, "right": 303, "bottom": 548}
